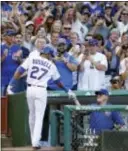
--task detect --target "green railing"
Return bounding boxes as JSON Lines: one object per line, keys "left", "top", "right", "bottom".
{"left": 65, "top": 105, "right": 128, "bottom": 111}
{"left": 50, "top": 110, "right": 64, "bottom": 146}
{"left": 12, "top": 89, "right": 128, "bottom": 97}
{"left": 48, "top": 90, "right": 128, "bottom": 97}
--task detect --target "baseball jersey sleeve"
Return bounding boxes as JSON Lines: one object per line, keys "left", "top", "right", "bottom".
{"left": 20, "top": 56, "right": 30, "bottom": 70}
{"left": 51, "top": 64, "right": 60, "bottom": 81}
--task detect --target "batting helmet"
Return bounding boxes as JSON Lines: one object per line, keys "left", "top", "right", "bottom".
{"left": 40, "top": 46, "right": 54, "bottom": 56}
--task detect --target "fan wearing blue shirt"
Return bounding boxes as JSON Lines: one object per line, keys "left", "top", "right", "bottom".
{"left": 59, "top": 23, "right": 72, "bottom": 48}
{"left": 15, "top": 33, "right": 30, "bottom": 59}
{"left": 105, "top": 30, "right": 120, "bottom": 77}
{"left": 89, "top": 89, "right": 125, "bottom": 135}
{"left": 1, "top": 30, "right": 23, "bottom": 96}
{"left": 83, "top": 2, "right": 104, "bottom": 14}
{"left": 48, "top": 38, "right": 78, "bottom": 90}
{"left": 1, "top": 2, "right": 25, "bottom": 14}
{"left": 14, "top": 33, "right": 29, "bottom": 92}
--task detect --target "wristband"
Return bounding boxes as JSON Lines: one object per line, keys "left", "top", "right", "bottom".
{"left": 54, "top": 79, "right": 69, "bottom": 93}
{"left": 9, "top": 77, "right": 18, "bottom": 86}
{"left": 17, "top": 66, "right": 26, "bottom": 74}
{"left": 63, "top": 87, "right": 69, "bottom": 93}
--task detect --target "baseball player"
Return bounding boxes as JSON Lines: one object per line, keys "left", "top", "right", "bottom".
{"left": 7, "top": 46, "right": 76, "bottom": 150}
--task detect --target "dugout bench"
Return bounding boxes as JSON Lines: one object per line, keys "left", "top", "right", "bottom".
{"left": 7, "top": 90, "right": 128, "bottom": 147}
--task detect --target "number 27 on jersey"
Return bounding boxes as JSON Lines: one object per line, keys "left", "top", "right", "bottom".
{"left": 30, "top": 66, "right": 48, "bottom": 80}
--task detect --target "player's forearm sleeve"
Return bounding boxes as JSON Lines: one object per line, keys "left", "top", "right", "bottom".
{"left": 17, "top": 66, "right": 26, "bottom": 74}
{"left": 54, "top": 79, "right": 69, "bottom": 92}
{"left": 9, "top": 67, "right": 26, "bottom": 87}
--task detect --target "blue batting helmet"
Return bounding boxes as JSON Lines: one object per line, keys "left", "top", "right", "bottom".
{"left": 40, "top": 46, "right": 54, "bottom": 56}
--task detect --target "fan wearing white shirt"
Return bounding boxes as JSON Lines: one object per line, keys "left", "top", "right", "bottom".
{"left": 68, "top": 32, "right": 81, "bottom": 89}
{"left": 117, "top": 10, "right": 128, "bottom": 36}
{"left": 113, "top": 5, "right": 128, "bottom": 36}
{"left": 78, "top": 39, "right": 108, "bottom": 91}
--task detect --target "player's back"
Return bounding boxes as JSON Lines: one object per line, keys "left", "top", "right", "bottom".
{"left": 25, "top": 54, "right": 57, "bottom": 88}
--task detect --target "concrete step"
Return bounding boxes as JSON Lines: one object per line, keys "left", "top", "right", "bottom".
{"left": 2, "top": 146, "right": 63, "bottom": 151}
{"left": 1, "top": 135, "right": 12, "bottom": 148}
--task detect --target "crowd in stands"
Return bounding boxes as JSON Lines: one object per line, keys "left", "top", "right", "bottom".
{"left": 1, "top": 1, "right": 128, "bottom": 96}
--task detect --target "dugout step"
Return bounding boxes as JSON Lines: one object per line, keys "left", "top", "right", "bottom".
{"left": 1, "top": 136, "right": 12, "bottom": 148}
{"left": 2, "top": 146, "right": 63, "bottom": 151}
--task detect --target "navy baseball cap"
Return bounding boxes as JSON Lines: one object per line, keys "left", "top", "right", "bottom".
{"left": 95, "top": 89, "right": 109, "bottom": 96}
{"left": 97, "top": 13, "right": 104, "bottom": 18}
{"left": 4, "top": 30, "right": 17, "bottom": 36}
{"left": 88, "top": 39, "right": 98, "bottom": 46}
{"left": 58, "top": 38, "right": 67, "bottom": 45}
{"left": 82, "top": 10, "right": 91, "bottom": 16}
{"left": 40, "top": 46, "right": 54, "bottom": 56}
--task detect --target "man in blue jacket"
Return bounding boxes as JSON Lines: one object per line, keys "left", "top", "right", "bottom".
{"left": 89, "top": 89, "right": 125, "bottom": 134}
{"left": 1, "top": 30, "right": 23, "bottom": 96}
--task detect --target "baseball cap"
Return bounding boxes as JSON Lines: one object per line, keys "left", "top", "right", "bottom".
{"left": 88, "top": 39, "right": 98, "bottom": 46}
{"left": 110, "top": 76, "right": 120, "bottom": 84}
{"left": 4, "top": 30, "right": 17, "bottom": 36}
{"left": 110, "top": 28, "right": 120, "bottom": 36}
{"left": 105, "top": 4, "right": 112, "bottom": 9}
{"left": 58, "top": 38, "right": 67, "bottom": 45}
{"left": 40, "top": 46, "right": 54, "bottom": 56}
{"left": 82, "top": 10, "right": 91, "bottom": 16}
{"left": 95, "top": 89, "right": 109, "bottom": 96}
{"left": 47, "top": 14, "right": 54, "bottom": 19}
{"left": 97, "top": 13, "right": 104, "bottom": 18}
{"left": 25, "top": 21, "right": 34, "bottom": 27}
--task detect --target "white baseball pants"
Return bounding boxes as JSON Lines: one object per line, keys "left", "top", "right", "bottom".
{"left": 26, "top": 86, "right": 47, "bottom": 147}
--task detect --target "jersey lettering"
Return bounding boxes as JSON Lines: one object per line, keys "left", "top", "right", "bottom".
{"left": 30, "top": 66, "right": 48, "bottom": 80}
{"left": 33, "top": 59, "right": 51, "bottom": 69}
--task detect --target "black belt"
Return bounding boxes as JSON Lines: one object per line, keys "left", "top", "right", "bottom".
{"left": 27, "top": 84, "right": 45, "bottom": 88}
